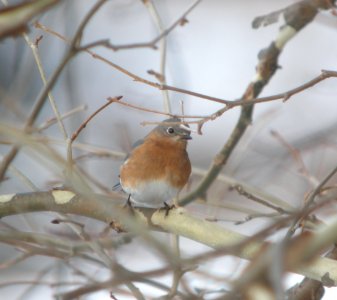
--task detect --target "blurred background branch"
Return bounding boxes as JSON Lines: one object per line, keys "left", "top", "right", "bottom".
{"left": 1, "top": 0, "right": 337, "bottom": 299}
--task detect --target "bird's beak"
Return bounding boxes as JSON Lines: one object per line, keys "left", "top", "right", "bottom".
{"left": 180, "top": 124, "right": 197, "bottom": 134}
{"left": 181, "top": 134, "right": 192, "bottom": 140}
{"left": 178, "top": 123, "right": 192, "bottom": 140}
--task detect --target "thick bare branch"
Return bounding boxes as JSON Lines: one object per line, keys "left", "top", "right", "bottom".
{"left": 1, "top": 191, "right": 337, "bottom": 287}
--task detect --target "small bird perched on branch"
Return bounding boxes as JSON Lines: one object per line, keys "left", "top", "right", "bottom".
{"left": 117, "top": 117, "right": 192, "bottom": 208}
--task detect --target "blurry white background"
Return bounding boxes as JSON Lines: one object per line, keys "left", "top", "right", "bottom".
{"left": 1, "top": 0, "right": 337, "bottom": 299}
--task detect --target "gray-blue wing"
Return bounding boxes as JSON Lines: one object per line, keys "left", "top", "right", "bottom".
{"left": 112, "top": 138, "right": 145, "bottom": 190}
{"left": 123, "top": 138, "right": 145, "bottom": 161}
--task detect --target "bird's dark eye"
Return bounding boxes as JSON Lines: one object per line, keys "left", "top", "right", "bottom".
{"left": 167, "top": 127, "right": 175, "bottom": 134}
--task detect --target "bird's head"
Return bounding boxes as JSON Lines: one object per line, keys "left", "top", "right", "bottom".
{"left": 154, "top": 118, "right": 192, "bottom": 142}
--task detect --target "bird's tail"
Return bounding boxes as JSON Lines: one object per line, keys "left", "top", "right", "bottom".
{"left": 112, "top": 182, "right": 121, "bottom": 190}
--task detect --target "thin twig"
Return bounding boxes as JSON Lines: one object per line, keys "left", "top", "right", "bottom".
{"left": 6, "top": 163, "right": 39, "bottom": 191}
{"left": 0, "top": 0, "right": 109, "bottom": 181}
{"left": 37, "top": 104, "right": 87, "bottom": 132}
{"left": 125, "top": 282, "right": 146, "bottom": 300}
{"left": 0, "top": 280, "right": 85, "bottom": 288}
{"left": 233, "top": 185, "right": 292, "bottom": 214}
{"left": 23, "top": 32, "right": 68, "bottom": 140}
{"left": 35, "top": 22, "right": 337, "bottom": 111}
{"left": 271, "top": 129, "right": 319, "bottom": 188}
{"left": 0, "top": 252, "right": 33, "bottom": 269}
{"left": 71, "top": 96, "right": 122, "bottom": 143}
{"left": 106, "top": 96, "right": 205, "bottom": 119}
{"left": 234, "top": 212, "right": 282, "bottom": 225}
{"left": 285, "top": 164, "right": 337, "bottom": 239}
{"left": 143, "top": 0, "right": 171, "bottom": 113}
{"left": 71, "top": 0, "right": 201, "bottom": 54}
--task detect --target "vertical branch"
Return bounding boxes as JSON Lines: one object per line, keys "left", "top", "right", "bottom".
{"left": 23, "top": 33, "right": 68, "bottom": 140}
{"left": 0, "top": 0, "right": 108, "bottom": 182}
{"left": 143, "top": 0, "right": 171, "bottom": 113}
{"left": 179, "top": 0, "right": 332, "bottom": 206}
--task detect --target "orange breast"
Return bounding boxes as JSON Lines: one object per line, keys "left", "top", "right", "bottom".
{"left": 120, "top": 134, "right": 191, "bottom": 191}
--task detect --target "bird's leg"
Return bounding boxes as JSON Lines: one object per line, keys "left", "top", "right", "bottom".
{"left": 123, "top": 194, "right": 132, "bottom": 208}
{"left": 124, "top": 194, "right": 132, "bottom": 207}
{"left": 123, "top": 194, "right": 135, "bottom": 215}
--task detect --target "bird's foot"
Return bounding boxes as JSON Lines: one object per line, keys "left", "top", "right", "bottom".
{"left": 159, "top": 202, "right": 176, "bottom": 217}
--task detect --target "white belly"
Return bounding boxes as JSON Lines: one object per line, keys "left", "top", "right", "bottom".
{"left": 121, "top": 179, "right": 179, "bottom": 208}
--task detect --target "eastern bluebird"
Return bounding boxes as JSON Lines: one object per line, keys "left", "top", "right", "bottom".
{"left": 118, "top": 117, "right": 192, "bottom": 208}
